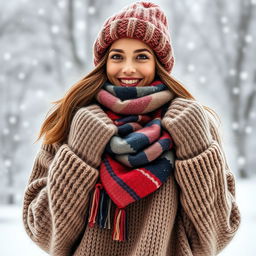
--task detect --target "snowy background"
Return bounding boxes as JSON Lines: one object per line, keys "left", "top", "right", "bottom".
{"left": 0, "top": 0, "right": 256, "bottom": 255}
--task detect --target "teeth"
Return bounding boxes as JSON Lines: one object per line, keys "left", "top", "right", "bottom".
{"left": 120, "top": 79, "right": 140, "bottom": 84}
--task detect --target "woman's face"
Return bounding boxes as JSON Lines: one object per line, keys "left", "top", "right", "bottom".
{"left": 106, "top": 38, "right": 156, "bottom": 87}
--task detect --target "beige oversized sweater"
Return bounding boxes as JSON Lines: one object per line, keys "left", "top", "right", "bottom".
{"left": 22, "top": 98, "right": 241, "bottom": 256}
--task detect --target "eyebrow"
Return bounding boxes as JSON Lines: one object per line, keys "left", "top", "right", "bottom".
{"left": 109, "top": 48, "right": 153, "bottom": 55}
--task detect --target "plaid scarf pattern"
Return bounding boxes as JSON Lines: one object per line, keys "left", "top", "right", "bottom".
{"left": 87, "top": 80, "right": 176, "bottom": 241}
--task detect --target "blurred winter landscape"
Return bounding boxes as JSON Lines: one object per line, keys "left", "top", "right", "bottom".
{"left": 0, "top": 0, "right": 255, "bottom": 255}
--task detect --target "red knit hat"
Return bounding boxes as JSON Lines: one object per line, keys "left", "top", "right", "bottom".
{"left": 93, "top": 1, "right": 175, "bottom": 73}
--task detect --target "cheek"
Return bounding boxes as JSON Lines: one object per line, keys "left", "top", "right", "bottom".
{"left": 106, "top": 65, "right": 114, "bottom": 78}
{"left": 142, "top": 64, "right": 155, "bottom": 78}
{"left": 106, "top": 63, "right": 119, "bottom": 77}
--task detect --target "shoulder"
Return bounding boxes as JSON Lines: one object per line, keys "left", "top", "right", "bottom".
{"left": 70, "top": 103, "right": 108, "bottom": 125}
{"left": 74, "top": 103, "right": 105, "bottom": 116}
{"left": 163, "top": 96, "right": 206, "bottom": 120}
{"left": 71, "top": 103, "right": 115, "bottom": 128}
{"left": 39, "top": 141, "right": 62, "bottom": 162}
{"left": 168, "top": 96, "right": 201, "bottom": 107}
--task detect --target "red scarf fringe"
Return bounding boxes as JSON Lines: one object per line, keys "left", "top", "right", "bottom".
{"left": 88, "top": 183, "right": 127, "bottom": 242}
{"left": 113, "top": 208, "right": 127, "bottom": 241}
{"left": 88, "top": 183, "right": 102, "bottom": 227}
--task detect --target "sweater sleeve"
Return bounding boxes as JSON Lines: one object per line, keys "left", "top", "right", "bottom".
{"left": 163, "top": 102, "right": 241, "bottom": 255}
{"left": 22, "top": 142, "right": 99, "bottom": 255}
{"left": 174, "top": 141, "right": 240, "bottom": 255}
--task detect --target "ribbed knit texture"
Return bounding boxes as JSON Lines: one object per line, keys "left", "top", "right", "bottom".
{"left": 161, "top": 97, "right": 213, "bottom": 160}
{"left": 67, "top": 104, "right": 117, "bottom": 168}
{"left": 22, "top": 97, "right": 241, "bottom": 256}
{"left": 93, "top": 1, "right": 175, "bottom": 73}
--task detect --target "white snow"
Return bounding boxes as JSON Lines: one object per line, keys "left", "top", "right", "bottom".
{"left": 245, "top": 34, "right": 253, "bottom": 43}
{"left": 9, "top": 116, "right": 17, "bottom": 124}
{"left": 187, "top": 64, "right": 195, "bottom": 72}
{"left": 220, "top": 16, "right": 228, "bottom": 24}
{"left": 229, "top": 69, "right": 237, "bottom": 76}
{"left": 232, "top": 122, "right": 239, "bottom": 130}
{"left": 239, "top": 71, "right": 248, "bottom": 81}
{"left": 57, "top": 1, "right": 66, "bottom": 9}
{"left": 37, "top": 8, "right": 45, "bottom": 16}
{"left": 51, "top": 25, "right": 60, "bottom": 34}
{"left": 3, "top": 52, "right": 12, "bottom": 61}
{"left": 232, "top": 87, "right": 240, "bottom": 95}
{"left": 18, "top": 72, "right": 26, "bottom": 80}
{"left": 0, "top": 177, "right": 255, "bottom": 256}
{"left": 88, "top": 6, "right": 96, "bottom": 15}
{"left": 187, "top": 41, "right": 196, "bottom": 50}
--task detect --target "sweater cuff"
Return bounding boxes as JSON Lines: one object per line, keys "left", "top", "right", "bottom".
{"left": 68, "top": 105, "right": 117, "bottom": 167}
{"left": 48, "top": 143, "right": 99, "bottom": 213}
{"left": 162, "top": 99, "right": 212, "bottom": 160}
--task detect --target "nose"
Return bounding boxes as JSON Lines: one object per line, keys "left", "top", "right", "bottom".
{"left": 122, "top": 62, "right": 136, "bottom": 75}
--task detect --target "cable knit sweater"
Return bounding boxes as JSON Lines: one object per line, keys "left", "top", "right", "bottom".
{"left": 22, "top": 97, "right": 241, "bottom": 256}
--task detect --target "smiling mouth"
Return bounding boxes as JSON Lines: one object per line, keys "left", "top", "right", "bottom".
{"left": 118, "top": 78, "right": 143, "bottom": 86}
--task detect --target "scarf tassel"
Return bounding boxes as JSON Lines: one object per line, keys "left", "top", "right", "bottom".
{"left": 88, "top": 183, "right": 112, "bottom": 229}
{"left": 112, "top": 207, "right": 127, "bottom": 241}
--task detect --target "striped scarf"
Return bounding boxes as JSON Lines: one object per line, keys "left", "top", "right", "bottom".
{"left": 87, "top": 80, "right": 176, "bottom": 241}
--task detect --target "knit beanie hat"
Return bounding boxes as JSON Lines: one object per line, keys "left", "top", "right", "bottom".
{"left": 93, "top": 1, "right": 175, "bottom": 73}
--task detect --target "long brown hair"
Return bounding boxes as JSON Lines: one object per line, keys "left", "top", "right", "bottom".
{"left": 35, "top": 47, "right": 220, "bottom": 145}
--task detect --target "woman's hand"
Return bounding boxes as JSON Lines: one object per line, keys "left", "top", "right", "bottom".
{"left": 161, "top": 97, "right": 213, "bottom": 160}
{"left": 68, "top": 104, "right": 117, "bottom": 168}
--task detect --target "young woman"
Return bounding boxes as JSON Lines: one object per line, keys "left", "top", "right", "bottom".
{"left": 22, "top": 2, "right": 241, "bottom": 256}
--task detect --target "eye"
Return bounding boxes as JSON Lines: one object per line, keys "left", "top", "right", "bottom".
{"left": 109, "top": 54, "right": 149, "bottom": 60}
{"left": 137, "top": 54, "right": 149, "bottom": 60}
{"left": 110, "top": 54, "right": 122, "bottom": 60}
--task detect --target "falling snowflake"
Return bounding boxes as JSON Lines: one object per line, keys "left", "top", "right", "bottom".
{"left": 222, "top": 26, "right": 230, "bottom": 34}
{"left": 36, "top": 90, "right": 45, "bottom": 98}
{"left": 51, "top": 25, "right": 60, "bottom": 34}
{"left": 250, "top": 112, "right": 256, "bottom": 119}
{"left": 229, "top": 69, "right": 236, "bottom": 76}
{"left": 232, "top": 122, "right": 239, "bottom": 130}
{"left": 3, "top": 52, "right": 11, "bottom": 61}
{"left": 3, "top": 128, "right": 10, "bottom": 135}
{"left": 245, "top": 34, "right": 253, "bottom": 44}
{"left": 38, "top": 8, "right": 45, "bottom": 16}
{"left": 88, "top": 6, "right": 96, "bottom": 15}
{"left": 18, "top": 72, "right": 26, "bottom": 80}
{"left": 232, "top": 87, "right": 240, "bottom": 94}
{"left": 65, "top": 61, "right": 73, "bottom": 69}
{"left": 13, "top": 134, "right": 20, "bottom": 141}
{"left": 22, "top": 121, "right": 30, "bottom": 128}
{"left": 58, "top": 0, "right": 66, "bottom": 9}
{"left": 239, "top": 71, "right": 248, "bottom": 80}
{"left": 199, "top": 76, "right": 206, "bottom": 83}
{"left": 31, "top": 59, "right": 38, "bottom": 66}
{"left": 245, "top": 126, "right": 252, "bottom": 134}
{"left": 237, "top": 156, "right": 246, "bottom": 166}
{"left": 192, "top": 3, "right": 200, "bottom": 13}
{"left": 75, "top": 1, "right": 83, "bottom": 8}
{"left": 187, "top": 42, "right": 195, "bottom": 50}
{"left": 187, "top": 64, "right": 195, "bottom": 72}
{"left": 220, "top": 16, "right": 228, "bottom": 24}
{"left": 4, "top": 159, "right": 12, "bottom": 168}
{"left": 77, "top": 21, "right": 86, "bottom": 31}
{"left": 9, "top": 116, "right": 17, "bottom": 124}
{"left": 19, "top": 104, "right": 27, "bottom": 111}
